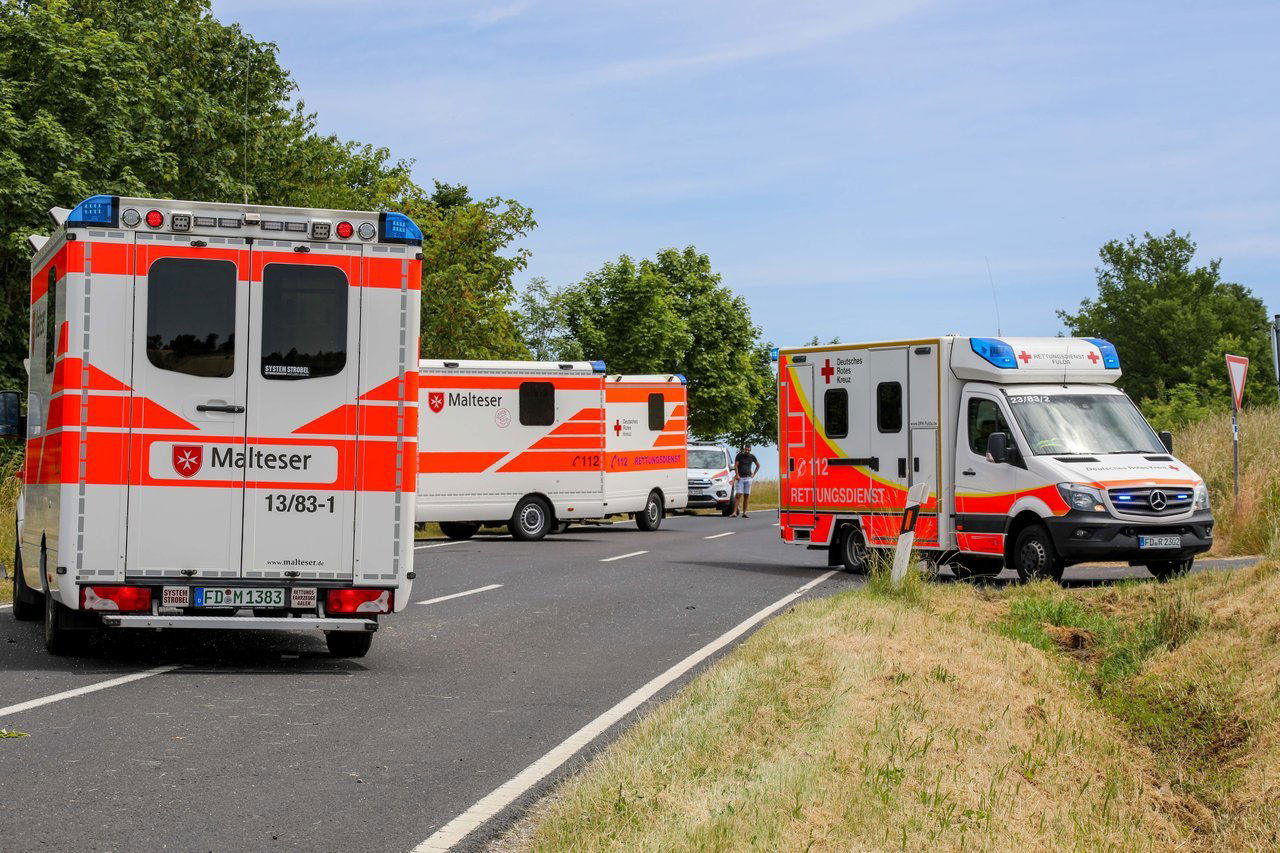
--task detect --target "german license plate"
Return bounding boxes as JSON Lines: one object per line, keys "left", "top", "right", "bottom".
{"left": 194, "top": 587, "right": 286, "bottom": 608}
{"left": 1138, "top": 535, "right": 1181, "bottom": 550}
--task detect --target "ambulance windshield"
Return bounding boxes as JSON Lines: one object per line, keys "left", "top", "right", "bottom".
{"left": 688, "top": 449, "right": 726, "bottom": 470}
{"left": 1005, "top": 392, "right": 1164, "bottom": 456}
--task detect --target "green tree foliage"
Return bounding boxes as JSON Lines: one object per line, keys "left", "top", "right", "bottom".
{"left": 522, "top": 247, "right": 774, "bottom": 442}
{"left": 1058, "top": 231, "right": 1276, "bottom": 428}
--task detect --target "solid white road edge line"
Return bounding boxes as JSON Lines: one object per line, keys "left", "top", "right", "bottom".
{"left": 0, "top": 603, "right": 11, "bottom": 610}
{"left": 417, "top": 584, "right": 503, "bottom": 606}
{"left": 416, "top": 541, "right": 462, "bottom": 549}
{"left": 411, "top": 568, "right": 841, "bottom": 852}
{"left": 703, "top": 532, "right": 735, "bottom": 540}
{"left": 599, "top": 551, "right": 648, "bottom": 563}
{"left": 0, "top": 665, "right": 181, "bottom": 719}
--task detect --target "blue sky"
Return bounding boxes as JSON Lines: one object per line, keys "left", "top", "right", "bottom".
{"left": 212, "top": 0, "right": 1279, "bottom": 350}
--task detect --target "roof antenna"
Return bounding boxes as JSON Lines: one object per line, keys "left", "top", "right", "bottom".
{"left": 242, "top": 42, "right": 250, "bottom": 205}
{"left": 985, "top": 256, "right": 1002, "bottom": 337}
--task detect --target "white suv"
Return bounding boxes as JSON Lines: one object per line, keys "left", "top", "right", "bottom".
{"left": 687, "top": 444, "right": 735, "bottom": 515}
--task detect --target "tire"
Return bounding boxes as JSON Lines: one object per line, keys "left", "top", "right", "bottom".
{"left": 43, "top": 579, "right": 81, "bottom": 657}
{"left": 636, "top": 492, "right": 664, "bottom": 531}
{"left": 1011, "top": 524, "right": 1064, "bottom": 583}
{"left": 11, "top": 538, "right": 41, "bottom": 621}
{"left": 509, "top": 495, "right": 553, "bottom": 541}
{"left": 836, "top": 525, "right": 868, "bottom": 574}
{"left": 720, "top": 503, "right": 734, "bottom": 517}
{"left": 1147, "top": 558, "right": 1194, "bottom": 582}
{"left": 326, "top": 630, "right": 374, "bottom": 658}
{"left": 439, "top": 521, "right": 480, "bottom": 541}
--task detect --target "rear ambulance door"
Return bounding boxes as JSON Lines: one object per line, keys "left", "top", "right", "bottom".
{"left": 781, "top": 359, "right": 817, "bottom": 529}
{"left": 907, "top": 343, "right": 940, "bottom": 546}
{"left": 126, "top": 240, "right": 250, "bottom": 579}
{"left": 866, "top": 347, "right": 909, "bottom": 545}
{"left": 241, "top": 242, "right": 362, "bottom": 581}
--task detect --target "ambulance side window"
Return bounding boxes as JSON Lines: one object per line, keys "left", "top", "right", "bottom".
{"left": 146, "top": 258, "right": 237, "bottom": 378}
{"left": 876, "top": 382, "right": 902, "bottom": 433}
{"left": 519, "top": 382, "right": 554, "bottom": 426}
{"left": 261, "top": 264, "right": 348, "bottom": 380}
{"left": 44, "top": 266, "right": 56, "bottom": 374}
{"left": 967, "top": 398, "right": 1010, "bottom": 456}
{"left": 824, "top": 388, "right": 848, "bottom": 439}
{"left": 647, "top": 393, "right": 664, "bottom": 431}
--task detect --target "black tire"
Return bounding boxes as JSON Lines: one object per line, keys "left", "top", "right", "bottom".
{"left": 326, "top": 630, "right": 374, "bottom": 658}
{"left": 720, "top": 503, "right": 734, "bottom": 517}
{"left": 43, "top": 580, "right": 81, "bottom": 657}
{"left": 11, "top": 538, "right": 41, "bottom": 621}
{"left": 439, "top": 521, "right": 481, "bottom": 541}
{"left": 1011, "top": 524, "right": 1064, "bottom": 583}
{"left": 836, "top": 525, "right": 868, "bottom": 573}
{"left": 509, "top": 495, "right": 553, "bottom": 541}
{"left": 1147, "top": 558, "right": 1194, "bottom": 582}
{"left": 636, "top": 492, "right": 664, "bottom": 531}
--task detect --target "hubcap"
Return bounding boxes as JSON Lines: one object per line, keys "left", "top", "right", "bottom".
{"left": 648, "top": 501, "right": 659, "bottom": 521}
{"left": 1020, "top": 539, "right": 1047, "bottom": 574}
{"left": 521, "top": 505, "right": 543, "bottom": 533}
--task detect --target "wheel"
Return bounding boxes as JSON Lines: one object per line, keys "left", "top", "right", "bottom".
{"left": 509, "top": 495, "right": 553, "bottom": 541}
{"left": 1011, "top": 524, "right": 1063, "bottom": 583}
{"left": 836, "top": 525, "right": 868, "bottom": 573}
{"left": 43, "top": 583, "right": 81, "bottom": 657}
{"left": 11, "top": 538, "right": 41, "bottom": 621}
{"left": 1147, "top": 558, "right": 1194, "bottom": 582}
{"left": 326, "top": 630, "right": 374, "bottom": 657}
{"left": 720, "top": 503, "right": 734, "bottom": 517}
{"left": 636, "top": 492, "right": 664, "bottom": 531}
{"left": 439, "top": 521, "right": 480, "bottom": 541}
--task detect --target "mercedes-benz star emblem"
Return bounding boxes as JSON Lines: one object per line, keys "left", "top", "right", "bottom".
{"left": 1149, "top": 490, "right": 1167, "bottom": 511}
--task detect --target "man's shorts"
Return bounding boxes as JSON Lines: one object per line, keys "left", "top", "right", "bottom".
{"left": 735, "top": 477, "right": 753, "bottom": 495}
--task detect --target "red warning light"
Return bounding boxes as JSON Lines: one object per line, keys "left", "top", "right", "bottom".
{"left": 335, "top": 221, "right": 354, "bottom": 239}
{"left": 145, "top": 209, "right": 164, "bottom": 228}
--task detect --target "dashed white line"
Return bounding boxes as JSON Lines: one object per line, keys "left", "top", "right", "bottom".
{"left": 417, "top": 584, "right": 503, "bottom": 606}
{"left": 599, "top": 550, "right": 648, "bottom": 563}
{"left": 416, "top": 540, "right": 463, "bottom": 549}
{"left": 703, "top": 532, "right": 735, "bottom": 540}
{"left": 411, "top": 568, "right": 841, "bottom": 851}
{"left": 0, "top": 665, "right": 181, "bottom": 719}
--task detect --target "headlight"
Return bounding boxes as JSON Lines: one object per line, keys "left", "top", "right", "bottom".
{"left": 1057, "top": 483, "right": 1106, "bottom": 513}
{"left": 713, "top": 475, "right": 729, "bottom": 484}
{"left": 1193, "top": 483, "right": 1210, "bottom": 511}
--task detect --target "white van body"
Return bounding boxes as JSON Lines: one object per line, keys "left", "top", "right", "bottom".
{"left": 686, "top": 443, "right": 734, "bottom": 514}
{"left": 777, "top": 337, "right": 1213, "bottom": 580}
{"left": 416, "top": 360, "right": 688, "bottom": 539}
{"left": 12, "top": 195, "right": 422, "bottom": 654}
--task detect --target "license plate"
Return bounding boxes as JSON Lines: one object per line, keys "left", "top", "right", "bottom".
{"left": 194, "top": 587, "right": 286, "bottom": 608}
{"left": 1138, "top": 535, "right": 1181, "bottom": 550}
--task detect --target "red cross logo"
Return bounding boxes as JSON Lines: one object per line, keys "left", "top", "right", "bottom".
{"left": 1017, "top": 351, "right": 1032, "bottom": 364}
{"left": 614, "top": 420, "right": 622, "bottom": 436}
{"left": 1087, "top": 351, "right": 1100, "bottom": 364}
{"left": 820, "top": 359, "right": 835, "bottom": 383}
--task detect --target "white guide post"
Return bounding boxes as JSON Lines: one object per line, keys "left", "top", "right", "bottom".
{"left": 891, "top": 480, "right": 931, "bottom": 587}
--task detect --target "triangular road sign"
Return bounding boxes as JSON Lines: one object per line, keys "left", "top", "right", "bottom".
{"left": 1226, "top": 353, "right": 1249, "bottom": 411}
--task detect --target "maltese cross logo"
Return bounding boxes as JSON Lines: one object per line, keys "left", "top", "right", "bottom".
{"left": 172, "top": 445, "right": 203, "bottom": 478}
{"left": 428, "top": 391, "right": 445, "bottom": 413}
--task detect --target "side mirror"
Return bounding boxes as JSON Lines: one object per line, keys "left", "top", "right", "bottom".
{"left": 986, "top": 431, "right": 1009, "bottom": 464}
{"left": 1159, "top": 430, "right": 1173, "bottom": 454}
{"left": 0, "top": 390, "right": 24, "bottom": 439}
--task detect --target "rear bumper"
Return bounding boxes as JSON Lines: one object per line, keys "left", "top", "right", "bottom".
{"left": 1045, "top": 510, "right": 1214, "bottom": 563}
{"left": 100, "top": 615, "right": 377, "bottom": 632}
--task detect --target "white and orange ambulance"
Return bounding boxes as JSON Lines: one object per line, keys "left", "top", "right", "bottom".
{"left": 777, "top": 337, "right": 1213, "bottom": 581}
{"left": 416, "top": 360, "right": 688, "bottom": 539}
{"left": 7, "top": 195, "right": 421, "bottom": 656}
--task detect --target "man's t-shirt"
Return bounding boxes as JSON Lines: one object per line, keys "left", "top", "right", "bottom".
{"left": 734, "top": 452, "right": 758, "bottom": 478}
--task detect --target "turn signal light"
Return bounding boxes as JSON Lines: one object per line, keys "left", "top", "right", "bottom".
{"left": 145, "top": 209, "right": 164, "bottom": 228}
{"left": 326, "top": 588, "right": 392, "bottom": 614}
{"left": 335, "top": 221, "right": 354, "bottom": 239}
{"left": 81, "top": 585, "right": 152, "bottom": 612}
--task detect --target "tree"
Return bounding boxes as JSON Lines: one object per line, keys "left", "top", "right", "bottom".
{"left": 1058, "top": 231, "right": 1276, "bottom": 427}
{"left": 515, "top": 277, "right": 584, "bottom": 362}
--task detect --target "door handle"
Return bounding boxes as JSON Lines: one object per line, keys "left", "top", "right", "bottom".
{"left": 962, "top": 468, "right": 976, "bottom": 476}
{"left": 788, "top": 457, "right": 795, "bottom": 472}
{"left": 897, "top": 458, "right": 907, "bottom": 478}
{"left": 913, "top": 457, "right": 920, "bottom": 473}
{"left": 197, "top": 404, "right": 245, "bottom": 414}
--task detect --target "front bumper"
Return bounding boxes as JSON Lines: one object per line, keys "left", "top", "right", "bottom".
{"left": 687, "top": 488, "right": 731, "bottom": 507}
{"left": 100, "top": 615, "right": 377, "bottom": 632}
{"left": 1045, "top": 509, "right": 1214, "bottom": 563}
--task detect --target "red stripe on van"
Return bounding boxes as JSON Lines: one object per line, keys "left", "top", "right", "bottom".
{"left": 418, "top": 451, "right": 506, "bottom": 474}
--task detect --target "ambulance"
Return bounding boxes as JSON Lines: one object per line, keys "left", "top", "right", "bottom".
{"left": 7, "top": 195, "right": 422, "bottom": 656}
{"left": 777, "top": 337, "right": 1213, "bottom": 581}
{"left": 416, "top": 360, "right": 688, "bottom": 539}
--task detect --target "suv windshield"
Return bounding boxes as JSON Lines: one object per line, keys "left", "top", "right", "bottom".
{"left": 688, "top": 449, "right": 727, "bottom": 469}
{"left": 1006, "top": 393, "right": 1164, "bottom": 456}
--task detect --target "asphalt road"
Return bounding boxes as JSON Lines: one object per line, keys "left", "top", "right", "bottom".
{"left": 0, "top": 514, "right": 1258, "bottom": 852}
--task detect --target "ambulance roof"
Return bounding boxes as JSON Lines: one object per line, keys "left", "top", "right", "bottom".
{"left": 606, "top": 374, "right": 688, "bottom": 385}
{"left": 419, "top": 359, "right": 606, "bottom": 374}
{"left": 950, "top": 336, "right": 1122, "bottom": 384}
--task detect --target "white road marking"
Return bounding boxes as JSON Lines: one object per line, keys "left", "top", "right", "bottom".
{"left": 0, "top": 665, "right": 181, "bottom": 719}
{"left": 703, "top": 532, "right": 735, "bottom": 540}
{"left": 599, "top": 550, "right": 648, "bottom": 563}
{"left": 0, "top": 603, "right": 11, "bottom": 610}
{"left": 416, "top": 540, "right": 463, "bottom": 549}
{"left": 417, "top": 584, "right": 503, "bottom": 606}
{"left": 412, "top": 568, "right": 841, "bottom": 852}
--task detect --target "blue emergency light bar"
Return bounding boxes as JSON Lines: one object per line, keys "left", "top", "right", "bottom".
{"left": 379, "top": 212, "right": 423, "bottom": 246}
{"left": 590, "top": 360, "right": 607, "bottom": 373}
{"left": 970, "top": 337, "right": 1018, "bottom": 369}
{"left": 1084, "top": 338, "right": 1121, "bottom": 369}
{"left": 66, "top": 195, "right": 119, "bottom": 228}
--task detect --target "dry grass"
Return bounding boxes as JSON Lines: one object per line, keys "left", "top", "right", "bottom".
{"left": 512, "top": 563, "right": 1280, "bottom": 851}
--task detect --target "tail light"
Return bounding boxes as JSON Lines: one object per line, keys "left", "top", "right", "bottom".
{"left": 326, "top": 588, "right": 392, "bottom": 614}
{"left": 335, "top": 221, "right": 354, "bottom": 239}
{"left": 144, "top": 209, "right": 164, "bottom": 228}
{"left": 81, "top": 585, "right": 152, "bottom": 612}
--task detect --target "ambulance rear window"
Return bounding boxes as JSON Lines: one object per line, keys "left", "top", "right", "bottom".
{"left": 519, "top": 382, "right": 554, "bottom": 425}
{"left": 824, "top": 388, "right": 848, "bottom": 439}
{"left": 877, "top": 382, "right": 902, "bottom": 433}
{"left": 261, "top": 264, "right": 348, "bottom": 380}
{"left": 647, "top": 393, "right": 664, "bottom": 431}
{"left": 146, "top": 258, "right": 237, "bottom": 378}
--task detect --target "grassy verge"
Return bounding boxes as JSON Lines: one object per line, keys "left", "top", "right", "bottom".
{"left": 513, "top": 563, "right": 1279, "bottom": 850}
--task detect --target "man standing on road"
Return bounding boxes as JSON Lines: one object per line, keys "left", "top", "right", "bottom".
{"left": 732, "top": 443, "right": 760, "bottom": 518}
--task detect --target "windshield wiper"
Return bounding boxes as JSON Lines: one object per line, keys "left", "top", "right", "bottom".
{"left": 1107, "top": 449, "right": 1152, "bottom": 455}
